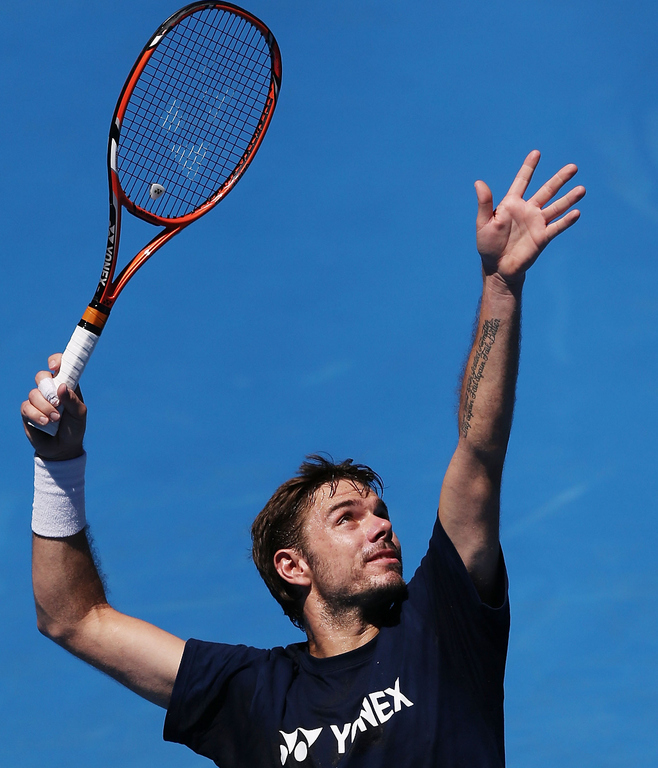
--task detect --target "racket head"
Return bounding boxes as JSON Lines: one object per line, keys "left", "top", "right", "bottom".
{"left": 110, "top": 1, "right": 282, "bottom": 226}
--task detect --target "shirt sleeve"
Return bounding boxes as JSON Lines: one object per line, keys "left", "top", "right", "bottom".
{"left": 405, "top": 516, "right": 510, "bottom": 700}
{"left": 163, "top": 639, "right": 269, "bottom": 760}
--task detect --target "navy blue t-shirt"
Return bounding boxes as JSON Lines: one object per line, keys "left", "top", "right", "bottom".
{"left": 164, "top": 517, "right": 510, "bottom": 767}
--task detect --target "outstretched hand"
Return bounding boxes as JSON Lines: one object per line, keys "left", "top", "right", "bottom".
{"left": 21, "top": 353, "right": 87, "bottom": 461}
{"left": 475, "top": 150, "right": 585, "bottom": 286}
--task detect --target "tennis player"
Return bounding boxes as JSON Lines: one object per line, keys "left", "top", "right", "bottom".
{"left": 22, "top": 151, "right": 584, "bottom": 766}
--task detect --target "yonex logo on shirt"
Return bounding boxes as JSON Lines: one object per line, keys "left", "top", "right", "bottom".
{"left": 279, "top": 727, "right": 322, "bottom": 763}
{"left": 279, "top": 677, "right": 413, "bottom": 764}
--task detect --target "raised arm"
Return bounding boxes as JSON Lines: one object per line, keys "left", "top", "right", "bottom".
{"left": 21, "top": 356, "right": 184, "bottom": 708}
{"left": 438, "top": 151, "right": 585, "bottom": 601}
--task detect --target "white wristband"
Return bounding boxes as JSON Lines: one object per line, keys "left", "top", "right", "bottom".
{"left": 32, "top": 453, "right": 87, "bottom": 537}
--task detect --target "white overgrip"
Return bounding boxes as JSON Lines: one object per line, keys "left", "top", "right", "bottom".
{"left": 56, "top": 325, "right": 99, "bottom": 390}
{"left": 31, "top": 325, "right": 100, "bottom": 436}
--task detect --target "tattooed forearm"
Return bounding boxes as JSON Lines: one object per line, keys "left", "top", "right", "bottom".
{"left": 460, "top": 318, "right": 500, "bottom": 437}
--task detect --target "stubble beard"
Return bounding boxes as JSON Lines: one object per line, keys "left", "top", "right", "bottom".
{"left": 308, "top": 546, "right": 407, "bottom": 627}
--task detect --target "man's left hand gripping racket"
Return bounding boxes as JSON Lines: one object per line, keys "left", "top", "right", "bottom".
{"left": 32, "top": 1, "right": 282, "bottom": 434}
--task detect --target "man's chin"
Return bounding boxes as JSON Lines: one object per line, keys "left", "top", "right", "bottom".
{"left": 317, "top": 571, "right": 407, "bottom": 622}
{"left": 360, "top": 574, "right": 408, "bottom": 612}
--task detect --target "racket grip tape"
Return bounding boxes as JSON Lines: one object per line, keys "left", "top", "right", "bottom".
{"left": 29, "top": 325, "right": 100, "bottom": 436}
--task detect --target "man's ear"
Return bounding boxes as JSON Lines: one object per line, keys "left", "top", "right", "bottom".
{"left": 274, "top": 548, "right": 311, "bottom": 587}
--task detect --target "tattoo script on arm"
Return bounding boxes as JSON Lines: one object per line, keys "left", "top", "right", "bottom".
{"left": 460, "top": 318, "right": 500, "bottom": 438}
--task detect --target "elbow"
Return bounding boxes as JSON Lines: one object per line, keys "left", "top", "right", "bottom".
{"left": 35, "top": 603, "right": 101, "bottom": 649}
{"left": 35, "top": 603, "right": 55, "bottom": 639}
{"left": 457, "top": 439, "right": 507, "bottom": 482}
{"left": 36, "top": 608, "right": 74, "bottom": 646}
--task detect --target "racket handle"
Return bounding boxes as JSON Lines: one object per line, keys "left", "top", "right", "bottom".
{"left": 30, "top": 326, "right": 100, "bottom": 436}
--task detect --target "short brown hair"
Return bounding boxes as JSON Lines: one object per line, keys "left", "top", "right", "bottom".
{"left": 251, "top": 455, "right": 384, "bottom": 629}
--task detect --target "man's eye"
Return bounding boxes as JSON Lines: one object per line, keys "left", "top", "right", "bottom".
{"left": 337, "top": 515, "right": 350, "bottom": 525}
{"left": 376, "top": 505, "right": 390, "bottom": 521}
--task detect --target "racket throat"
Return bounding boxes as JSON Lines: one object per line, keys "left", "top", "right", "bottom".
{"left": 79, "top": 300, "right": 111, "bottom": 335}
{"left": 94, "top": 191, "right": 123, "bottom": 305}
{"left": 99, "top": 221, "right": 118, "bottom": 288}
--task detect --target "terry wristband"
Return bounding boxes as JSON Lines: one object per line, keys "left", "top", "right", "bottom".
{"left": 32, "top": 453, "right": 87, "bottom": 537}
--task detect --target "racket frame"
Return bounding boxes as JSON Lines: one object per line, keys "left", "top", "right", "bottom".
{"left": 82, "top": 0, "right": 282, "bottom": 334}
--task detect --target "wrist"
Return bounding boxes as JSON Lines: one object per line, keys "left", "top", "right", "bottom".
{"left": 36, "top": 449, "right": 85, "bottom": 462}
{"left": 482, "top": 270, "right": 525, "bottom": 301}
{"left": 32, "top": 453, "right": 87, "bottom": 537}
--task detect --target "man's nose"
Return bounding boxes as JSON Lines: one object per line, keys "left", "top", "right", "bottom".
{"left": 368, "top": 513, "right": 392, "bottom": 541}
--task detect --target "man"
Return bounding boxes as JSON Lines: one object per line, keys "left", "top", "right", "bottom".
{"left": 22, "top": 151, "right": 585, "bottom": 766}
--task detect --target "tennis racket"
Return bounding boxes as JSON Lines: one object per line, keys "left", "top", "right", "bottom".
{"left": 33, "top": 1, "right": 282, "bottom": 434}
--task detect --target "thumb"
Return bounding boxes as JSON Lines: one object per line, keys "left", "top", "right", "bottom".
{"left": 58, "top": 383, "right": 86, "bottom": 420}
{"left": 474, "top": 180, "right": 494, "bottom": 230}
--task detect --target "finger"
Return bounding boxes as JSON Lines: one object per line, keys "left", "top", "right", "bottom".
{"left": 530, "top": 164, "right": 579, "bottom": 208}
{"left": 508, "top": 150, "right": 541, "bottom": 198}
{"left": 36, "top": 370, "right": 60, "bottom": 407}
{"left": 545, "top": 209, "right": 581, "bottom": 242}
{"left": 35, "top": 369, "right": 54, "bottom": 387}
{"left": 21, "top": 398, "right": 53, "bottom": 428}
{"left": 474, "top": 180, "right": 494, "bottom": 229}
{"left": 27, "top": 387, "right": 61, "bottom": 422}
{"left": 541, "top": 184, "right": 586, "bottom": 223}
{"left": 37, "top": 376, "right": 60, "bottom": 406}
{"left": 47, "top": 353, "right": 63, "bottom": 376}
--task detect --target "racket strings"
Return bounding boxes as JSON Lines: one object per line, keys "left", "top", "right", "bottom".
{"left": 122, "top": 19, "right": 267, "bottom": 213}
{"left": 117, "top": 7, "right": 273, "bottom": 219}
{"left": 127, "top": 14, "right": 267, "bottom": 185}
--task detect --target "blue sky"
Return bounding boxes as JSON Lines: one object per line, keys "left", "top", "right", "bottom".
{"left": 1, "top": 1, "right": 657, "bottom": 766}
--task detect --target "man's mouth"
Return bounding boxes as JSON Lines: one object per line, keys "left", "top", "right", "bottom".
{"left": 366, "top": 547, "right": 400, "bottom": 564}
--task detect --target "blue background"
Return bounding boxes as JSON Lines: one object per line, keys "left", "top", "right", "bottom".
{"left": 1, "top": 1, "right": 656, "bottom": 766}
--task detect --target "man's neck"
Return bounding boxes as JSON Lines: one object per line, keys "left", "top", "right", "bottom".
{"left": 303, "top": 602, "right": 380, "bottom": 658}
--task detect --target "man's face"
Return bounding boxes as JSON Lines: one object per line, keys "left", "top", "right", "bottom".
{"left": 300, "top": 479, "right": 405, "bottom": 616}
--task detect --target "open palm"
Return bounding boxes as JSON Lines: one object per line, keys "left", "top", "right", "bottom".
{"left": 475, "top": 151, "right": 585, "bottom": 285}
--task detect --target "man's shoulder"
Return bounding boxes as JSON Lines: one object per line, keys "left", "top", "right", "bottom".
{"left": 404, "top": 515, "right": 509, "bottom": 622}
{"left": 167, "top": 639, "right": 302, "bottom": 726}
{"left": 184, "top": 637, "right": 304, "bottom": 663}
